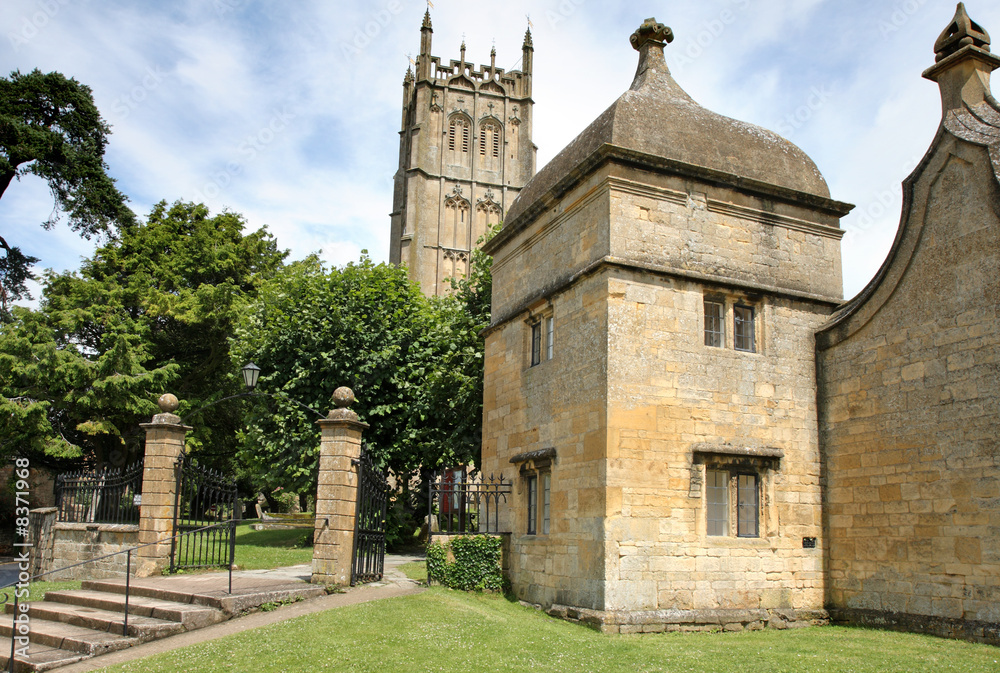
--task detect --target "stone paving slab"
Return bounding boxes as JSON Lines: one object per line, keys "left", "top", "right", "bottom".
{"left": 42, "top": 591, "right": 225, "bottom": 630}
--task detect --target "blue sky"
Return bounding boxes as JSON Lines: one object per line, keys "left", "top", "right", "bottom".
{"left": 3, "top": 0, "right": 998, "bottom": 302}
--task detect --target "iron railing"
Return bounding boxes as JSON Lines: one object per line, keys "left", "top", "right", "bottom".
{"left": 351, "top": 451, "right": 389, "bottom": 586}
{"left": 0, "top": 521, "right": 237, "bottom": 673}
{"left": 171, "top": 454, "right": 239, "bottom": 571}
{"left": 428, "top": 469, "right": 511, "bottom": 539}
{"left": 55, "top": 459, "right": 144, "bottom": 525}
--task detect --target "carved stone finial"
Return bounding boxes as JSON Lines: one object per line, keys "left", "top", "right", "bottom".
{"left": 630, "top": 17, "right": 674, "bottom": 51}
{"left": 422, "top": 8, "right": 432, "bottom": 30}
{"left": 332, "top": 387, "right": 355, "bottom": 408}
{"left": 934, "top": 2, "right": 991, "bottom": 62}
{"left": 523, "top": 28, "right": 533, "bottom": 49}
{"left": 158, "top": 393, "right": 179, "bottom": 414}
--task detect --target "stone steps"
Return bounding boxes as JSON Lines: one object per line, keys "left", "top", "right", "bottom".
{"left": 0, "top": 638, "right": 87, "bottom": 673}
{"left": 0, "top": 570, "right": 325, "bottom": 671}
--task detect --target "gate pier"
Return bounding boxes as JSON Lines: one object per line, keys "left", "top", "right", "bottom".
{"left": 137, "top": 393, "right": 190, "bottom": 576}
{"left": 311, "top": 387, "right": 369, "bottom": 586}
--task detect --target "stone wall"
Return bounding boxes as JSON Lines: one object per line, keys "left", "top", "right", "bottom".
{"left": 482, "top": 157, "right": 843, "bottom": 623}
{"left": 482, "top": 267, "right": 610, "bottom": 610}
{"left": 603, "top": 271, "right": 831, "bottom": 617}
{"left": 30, "top": 508, "right": 139, "bottom": 580}
{"left": 817, "top": 135, "right": 1000, "bottom": 641}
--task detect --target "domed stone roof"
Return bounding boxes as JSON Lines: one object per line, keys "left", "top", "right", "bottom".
{"left": 504, "top": 18, "right": 834, "bottom": 227}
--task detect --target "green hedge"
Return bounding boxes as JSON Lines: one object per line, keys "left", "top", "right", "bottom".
{"left": 426, "top": 535, "right": 506, "bottom": 592}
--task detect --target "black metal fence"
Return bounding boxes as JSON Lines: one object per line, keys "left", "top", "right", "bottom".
{"left": 351, "top": 451, "right": 388, "bottom": 585}
{"left": 171, "top": 454, "right": 239, "bottom": 571}
{"left": 428, "top": 468, "right": 511, "bottom": 538}
{"left": 55, "top": 459, "right": 144, "bottom": 525}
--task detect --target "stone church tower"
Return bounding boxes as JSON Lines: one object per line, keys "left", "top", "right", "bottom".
{"left": 389, "top": 11, "right": 536, "bottom": 296}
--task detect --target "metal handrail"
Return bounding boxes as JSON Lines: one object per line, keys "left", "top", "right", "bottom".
{"left": 0, "top": 520, "right": 238, "bottom": 672}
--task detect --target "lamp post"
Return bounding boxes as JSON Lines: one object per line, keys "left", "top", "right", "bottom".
{"left": 241, "top": 362, "right": 261, "bottom": 392}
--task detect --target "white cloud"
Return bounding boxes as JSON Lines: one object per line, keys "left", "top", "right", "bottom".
{"left": 3, "top": 0, "right": 999, "bottom": 304}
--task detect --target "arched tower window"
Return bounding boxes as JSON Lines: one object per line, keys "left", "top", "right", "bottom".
{"left": 447, "top": 115, "right": 472, "bottom": 168}
{"left": 479, "top": 120, "right": 502, "bottom": 171}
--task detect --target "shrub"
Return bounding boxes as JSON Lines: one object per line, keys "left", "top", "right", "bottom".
{"left": 426, "top": 535, "right": 506, "bottom": 592}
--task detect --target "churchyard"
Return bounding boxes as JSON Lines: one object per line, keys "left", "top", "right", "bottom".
{"left": 94, "top": 585, "right": 1000, "bottom": 673}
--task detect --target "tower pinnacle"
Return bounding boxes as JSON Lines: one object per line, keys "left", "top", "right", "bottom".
{"left": 934, "top": 2, "right": 990, "bottom": 61}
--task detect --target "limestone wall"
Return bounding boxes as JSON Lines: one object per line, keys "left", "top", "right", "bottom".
{"left": 817, "top": 137, "right": 1000, "bottom": 636}
{"left": 35, "top": 520, "right": 139, "bottom": 580}
{"left": 603, "top": 272, "right": 831, "bottom": 617}
{"left": 606, "top": 169, "right": 844, "bottom": 301}
{"left": 482, "top": 267, "right": 611, "bottom": 610}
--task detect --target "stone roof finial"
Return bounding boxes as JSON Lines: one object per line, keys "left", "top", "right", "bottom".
{"left": 630, "top": 17, "right": 673, "bottom": 51}
{"left": 422, "top": 8, "right": 432, "bottom": 30}
{"left": 523, "top": 27, "right": 533, "bottom": 49}
{"left": 934, "top": 2, "right": 990, "bottom": 62}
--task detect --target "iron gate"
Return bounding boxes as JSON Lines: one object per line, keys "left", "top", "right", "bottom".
{"left": 170, "top": 453, "right": 239, "bottom": 572}
{"left": 351, "top": 450, "right": 389, "bottom": 585}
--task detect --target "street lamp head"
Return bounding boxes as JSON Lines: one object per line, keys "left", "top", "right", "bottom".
{"left": 241, "top": 362, "right": 261, "bottom": 392}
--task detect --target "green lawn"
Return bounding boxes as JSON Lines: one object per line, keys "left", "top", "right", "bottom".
{"left": 96, "top": 589, "right": 999, "bottom": 673}
{"left": 232, "top": 524, "right": 314, "bottom": 570}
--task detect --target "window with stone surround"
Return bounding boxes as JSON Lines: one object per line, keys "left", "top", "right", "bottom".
{"left": 511, "top": 448, "right": 556, "bottom": 536}
{"left": 702, "top": 294, "right": 760, "bottom": 354}
{"left": 704, "top": 299, "right": 724, "bottom": 347}
{"left": 528, "top": 313, "right": 553, "bottom": 367}
{"left": 693, "top": 444, "right": 780, "bottom": 539}
{"left": 734, "top": 304, "right": 756, "bottom": 353}
{"left": 705, "top": 468, "right": 760, "bottom": 537}
{"left": 526, "top": 474, "right": 538, "bottom": 534}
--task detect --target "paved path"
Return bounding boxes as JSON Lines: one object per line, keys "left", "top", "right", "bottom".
{"left": 55, "top": 554, "right": 426, "bottom": 673}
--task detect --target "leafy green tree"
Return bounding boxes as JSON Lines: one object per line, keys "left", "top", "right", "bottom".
{"left": 0, "top": 306, "right": 177, "bottom": 464}
{"left": 231, "top": 250, "right": 491, "bottom": 496}
{"left": 0, "top": 201, "right": 285, "bottom": 467}
{"left": 0, "top": 69, "right": 134, "bottom": 315}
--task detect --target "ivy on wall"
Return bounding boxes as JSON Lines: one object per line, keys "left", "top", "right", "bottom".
{"left": 426, "top": 534, "right": 507, "bottom": 592}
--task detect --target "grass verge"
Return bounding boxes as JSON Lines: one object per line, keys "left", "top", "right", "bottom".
{"left": 96, "top": 589, "right": 1000, "bottom": 673}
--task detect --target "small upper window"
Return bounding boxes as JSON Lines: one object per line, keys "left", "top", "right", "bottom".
{"left": 704, "top": 300, "right": 724, "bottom": 348}
{"left": 545, "top": 316, "right": 554, "bottom": 360}
{"left": 529, "top": 314, "right": 553, "bottom": 367}
{"left": 734, "top": 305, "right": 756, "bottom": 352}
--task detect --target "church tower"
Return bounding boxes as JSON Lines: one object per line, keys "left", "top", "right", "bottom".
{"left": 389, "top": 11, "right": 536, "bottom": 296}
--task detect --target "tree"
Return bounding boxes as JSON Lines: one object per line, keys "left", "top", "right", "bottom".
{"left": 0, "top": 69, "right": 134, "bottom": 315}
{"left": 0, "top": 201, "right": 286, "bottom": 466}
{"left": 231, "top": 251, "right": 491, "bottom": 496}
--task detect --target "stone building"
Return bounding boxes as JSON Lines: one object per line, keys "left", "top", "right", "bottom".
{"left": 389, "top": 11, "right": 536, "bottom": 296}
{"left": 480, "top": 16, "right": 853, "bottom": 632}
{"left": 816, "top": 3, "right": 1000, "bottom": 640}
{"left": 479, "top": 6, "right": 999, "bottom": 641}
